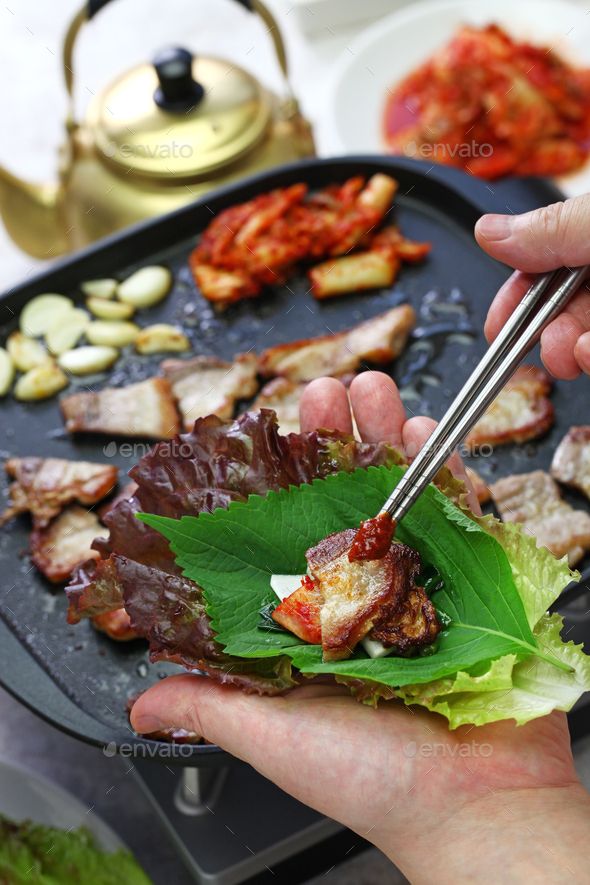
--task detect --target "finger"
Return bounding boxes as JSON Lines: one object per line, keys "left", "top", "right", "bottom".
{"left": 475, "top": 195, "right": 590, "bottom": 272}
{"left": 540, "top": 313, "right": 583, "bottom": 380}
{"left": 484, "top": 271, "right": 590, "bottom": 378}
{"left": 348, "top": 372, "right": 406, "bottom": 447}
{"left": 574, "top": 331, "right": 590, "bottom": 374}
{"left": 484, "top": 271, "right": 534, "bottom": 343}
{"left": 402, "top": 417, "right": 481, "bottom": 514}
{"left": 299, "top": 377, "right": 353, "bottom": 435}
{"left": 485, "top": 272, "right": 590, "bottom": 347}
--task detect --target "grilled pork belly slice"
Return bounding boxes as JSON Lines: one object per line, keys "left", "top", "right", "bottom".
{"left": 369, "top": 586, "right": 440, "bottom": 653}
{"left": 0, "top": 457, "right": 117, "bottom": 528}
{"left": 61, "top": 378, "right": 180, "bottom": 439}
{"left": 97, "top": 481, "right": 138, "bottom": 521}
{"left": 551, "top": 426, "right": 590, "bottom": 500}
{"left": 490, "top": 470, "right": 590, "bottom": 566}
{"left": 257, "top": 305, "right": 415, "bottom": 382}
{"left": 31, "top": 506, "right": 107, "bottom": 584}
{"left": 466, "top": 365, "right": 553, "bottom": 450}
{"left": 251, "top": 378, "right": 305, "bottom": 435}
{"left": 251, "top": 374, "right": 356, "bottom": 435}
{"left": 306, "top": 528, "right": 421, "bottom": 661}
{"left": 92, "top": 608, "right": 138, "bottom": 641}
{"left": 162, "top": 353, "right": 258, "bottom": 431}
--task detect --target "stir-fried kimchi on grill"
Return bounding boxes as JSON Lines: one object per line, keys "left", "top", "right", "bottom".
{"left": 383, "top": 24, "right": 590, "bottom": 179}
{"left": 189, "top": 174, "right": 430, "bottom": 308}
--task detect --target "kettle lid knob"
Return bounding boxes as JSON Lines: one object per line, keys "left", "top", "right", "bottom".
{"left": 153, "top": 47, "right": 204, "bottom": 112}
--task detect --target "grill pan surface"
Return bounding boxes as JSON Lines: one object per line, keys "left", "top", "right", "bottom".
{"left": 1, "top": 156, "right": 588, "bottom": 764}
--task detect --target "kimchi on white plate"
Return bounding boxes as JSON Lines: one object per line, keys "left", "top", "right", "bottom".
{"left": 321, "top": 0, "right": 590, "bottom": 196}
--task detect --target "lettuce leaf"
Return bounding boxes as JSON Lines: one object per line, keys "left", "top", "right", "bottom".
{"left": 395, "top": 516, "right": 588, "bottom": 727}
{"left": 472, "top": 514, "right": 579, "bottom": 628}
{"left": 399, "top": 615, "right": 590, "bottom": 728}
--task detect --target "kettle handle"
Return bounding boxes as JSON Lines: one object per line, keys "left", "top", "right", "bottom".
{"left": 62, "top": 0, "right": 290, "bottom": 131}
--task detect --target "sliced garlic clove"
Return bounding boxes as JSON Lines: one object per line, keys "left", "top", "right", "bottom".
{"left": 58, "top": 345, "right": 119, "bottom": 375}
{"left": 86, "top": 297, "right": 135, "bottom": 320}
{"left": 135, "top": 324, "right": 190, "bottom": 355}
{"left": 14, "top": 362, "right": 68, "bottom": 401}
{"left": 80, "top": 278, "right": 118, "bottom": 300}
{"left": 19, "top": 294, "right": 74, "bottom": 337}
{"left": 117, "top": 266, "right": 172, "bottom": 308}
{"left": 7, "top": 331, "right": 51, "bottom": 372}
{"left": 46, "top": 308, "right": 90, "bottom": 355}
{"left": 86, "top": 320, "right": 139, "bottom": 348}
{"left": 0, "top": 348, "right": 15, "bottom": 397}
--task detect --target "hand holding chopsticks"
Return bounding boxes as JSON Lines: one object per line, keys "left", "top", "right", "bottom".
{"left": 381, "top": 265, "right": 590, "bottom": 525}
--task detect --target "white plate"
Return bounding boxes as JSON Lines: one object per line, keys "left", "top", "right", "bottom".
{"left": 321, "top": 0, "right": 590, "bottom": 196}
{"left": 0, "top": 756, "right": 123, "bottom": 851}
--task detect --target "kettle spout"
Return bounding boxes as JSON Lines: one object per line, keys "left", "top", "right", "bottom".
{"left": 0, "top": 166, "right": 68, "bottom": 259}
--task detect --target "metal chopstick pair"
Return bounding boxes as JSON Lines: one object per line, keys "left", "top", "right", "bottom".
{"left": 380, "top": 264, "right": 590, "bottom": 525}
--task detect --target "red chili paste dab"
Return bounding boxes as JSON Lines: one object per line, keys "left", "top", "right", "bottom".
{"left": 348, "top": 512, "right": 396, "bottom": 563}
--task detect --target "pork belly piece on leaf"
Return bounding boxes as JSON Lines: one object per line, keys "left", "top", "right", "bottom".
{"left": 306, "top": 528, "right": 421, "bottom": 661}
{"left": 258, "top": 305, "right": 415, "bottom": 381}
{"left": 61, "top": 378, "right": 180, "bottom": 439}
{"left": 490, "top": 470, "right": 590, "bottom": 566}
{"left": 31, "top": 506, "right": 107, "bottom": 584}
{"left": 0, "top": 457, "right": 117, "bottom": 528}
{"left": 369, "top": 586, "right": 440, "bottom": 653}
{"left": 466, "top": 365, "right": 553, "bottom": 450}
{"left": 162, "top": 354, "right": 258, "bottom": 431}
{"left": 551, "top": 426, "right": 590, "bottom": 500}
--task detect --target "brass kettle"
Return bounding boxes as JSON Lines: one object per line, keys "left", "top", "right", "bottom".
{"left": 0, "top": 0, "right": 315, "bottom": 258}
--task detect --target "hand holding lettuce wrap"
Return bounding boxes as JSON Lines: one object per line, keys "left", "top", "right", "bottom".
{"left": 126, "top": 372, "right": 590, "bottom": 882}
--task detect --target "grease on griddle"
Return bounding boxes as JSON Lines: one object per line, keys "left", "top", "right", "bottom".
{"left": 398, "top": 288, "right": 475, "bottom": 409}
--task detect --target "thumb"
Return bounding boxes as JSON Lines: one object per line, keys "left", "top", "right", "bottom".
{"left": 475, "top": 195, "right": 590, "bottom": 272}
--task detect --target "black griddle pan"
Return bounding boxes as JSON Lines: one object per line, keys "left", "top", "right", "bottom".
{"left": 1, "top": 156, "right": 589, "bottom": 764}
